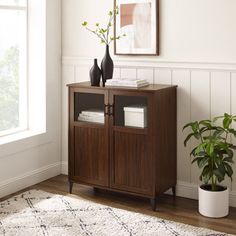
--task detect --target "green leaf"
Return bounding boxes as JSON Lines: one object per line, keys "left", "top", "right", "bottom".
{"left": 108, "top": 10, "right": 113, "bottom": 16}
{"left": 82, "top": 21, "right": 88, "bottom": 26}
{"left": 194, "top": 143, "right": 206, "bottom": 155}
{"left": 199, "top": 120, "right": 212, "bottom": 128}
{"left": 206, "top": 143, "right": 214, "bottom": 156}
{"left": 193, "top": 133, "right": 201, "bottom": 139}
{"left": 183, "top": 122, "right": 193, "bottom": 131}
{"left": 213, "top": 116, "right": 224, "bottom": 122}
{"left": 213, "top": 129, "right": 224, "bottom": 138}
{"left": 214, "top": 169, "right": 225, "bottom": 183}
{"left": 95, "top": 23, "right": 99, "bottom": 27}
{"left": 200, "top": 165, "right": 211, "bottom": 184}
{"left": 223, "top": 116, "right": 232, "bottom": 129}
{"left": 191, "top": 122, "right": 199, "bottom": 133}
{"left": 228, "top": 128, "right": 236, "bottom": 137}
{"left": 224, "top": 163, "right": 233, "bottom": 179}
{"left": 197, "top": 157, "right": 209, "bottom": 168}
{"left": 192, "top": 157, "right": 201, "bottom": 164}
{"left": 223, "top": 157, "right": 234, "bottom": 164}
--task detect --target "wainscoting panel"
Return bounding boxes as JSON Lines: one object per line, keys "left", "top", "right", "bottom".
{"left": 211, "top": 72, "right": 231, "bottom": 118}
{"left": 75, "top": 66, "right": 90, "bottom": 83}
{"left": 121, "top": 68, "right": 137, "bottom": 79}
{"left": 137, "top": 68, "right": 154, "bottom": 84}
{"left": 154, "top": 68, "right": 172, "bottom": 85}
{"left": 172, "top": 70, "right": 191, "bottom": 182}
{"left": 211, "top": 72, "right": 232, "bottom": 188}
{"left": 190, "top": 71, "right": 210, "bottom": 184}
{"left": 232, "top": 73, "right": 236, "bottom": 192}
{"left": 61, "top": 65, "right": 75, "bottom": 175}
{"left": 61, "top": 57, "right": 236, "bottom": 206}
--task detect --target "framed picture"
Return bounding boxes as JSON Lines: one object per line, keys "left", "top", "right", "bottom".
{"left": 114, "top": 0, "right": 159, "bottom": 55}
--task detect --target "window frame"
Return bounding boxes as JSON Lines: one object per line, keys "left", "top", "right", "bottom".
{"left": 0, "top": 1, "right": 29, "bottom": 137}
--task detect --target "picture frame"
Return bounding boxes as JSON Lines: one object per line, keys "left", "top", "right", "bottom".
{"left": 114, "top": 0, "right": 159, "bottom": 56}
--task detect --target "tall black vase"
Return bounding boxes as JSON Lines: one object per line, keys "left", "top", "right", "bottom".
{"left": 101, "top": 45, "right": 114, "bottom": 87}
{"left": 90, "top": 58, "right": 101, "bottom": 86}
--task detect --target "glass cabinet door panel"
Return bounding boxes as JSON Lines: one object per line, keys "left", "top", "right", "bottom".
{"left": 74, "top": 92, "right": 105, "bottom": 124}
{"left": 113, "top": 95, "right": 148, "bottom": 128}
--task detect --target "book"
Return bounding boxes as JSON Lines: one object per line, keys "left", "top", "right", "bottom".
{"left": 81, "top": 109, "right": 104, "bottom": 117}
{"left": 78, "top": 115, "right": 104, "bottom": 124}
{"left": 78, "top": 109, "right": 104, "bottom": 124}
{"left": 106, "top": 82, "right": 149, "bottom": 88}
{"left": 106, "top": 79, "right": 149, "bottom": 88}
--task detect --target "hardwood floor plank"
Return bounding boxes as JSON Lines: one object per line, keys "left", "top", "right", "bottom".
{"left": 1, "top": 175, "right": 236, "bottom": 235}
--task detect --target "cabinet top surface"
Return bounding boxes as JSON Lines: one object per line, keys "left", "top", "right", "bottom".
{"left": 67, "top": 82, "right": 177, "bottom": 92}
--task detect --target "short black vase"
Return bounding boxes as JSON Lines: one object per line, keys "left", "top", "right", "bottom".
{"left": 90, "top": 58, "right": 101, "bottom": 86}
{"left": 101, "top": 45, "right": 114, "bottom": 87}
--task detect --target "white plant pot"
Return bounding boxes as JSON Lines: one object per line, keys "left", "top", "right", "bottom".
{"left": 198, "top": 185, "right": 229, "bottom": 218}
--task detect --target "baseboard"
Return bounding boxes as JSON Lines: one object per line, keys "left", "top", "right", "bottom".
{"left": 59, "top": 161, "right": 236, "bottom": 207}
{"left": 175, "top": 181, "right": 236, "bottom": 208}
{"left": 61, "top": 161, "right": 68, "bottom": 175}
{"left": 0, "top": 162, "right": 61, "bottom": 199}
{"left": 229, "top": 191, "right": 236, "bottom": 208}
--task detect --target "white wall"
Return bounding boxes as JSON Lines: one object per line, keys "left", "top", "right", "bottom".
{"left": 0, "top": 0, "right": 61, "bottom": 197}
{"left": 61, "top": 0, "right": 236, "bottom": 206}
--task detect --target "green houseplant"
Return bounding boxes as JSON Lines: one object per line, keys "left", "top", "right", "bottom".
{"left": 183, "top": 113, "right": 236, "bottom": 217}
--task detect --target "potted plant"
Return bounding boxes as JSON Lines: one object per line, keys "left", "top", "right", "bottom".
{"left": 183, "top": 113, "right": 236, "bottom": 218}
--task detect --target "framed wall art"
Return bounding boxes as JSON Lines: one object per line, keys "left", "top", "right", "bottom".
{"left": 114, "top": 0, "right": 159, "bottom": 56}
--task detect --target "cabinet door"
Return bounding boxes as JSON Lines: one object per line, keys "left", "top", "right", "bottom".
{"left": 69, "top": 88, "right": 109, "bottom": 187}
{"left": 109, "top": 91, "right": 154, "bottom": 195}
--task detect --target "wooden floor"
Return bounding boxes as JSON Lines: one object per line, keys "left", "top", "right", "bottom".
{"left": 1, "top": 175, "right": 236, "bottom": 235}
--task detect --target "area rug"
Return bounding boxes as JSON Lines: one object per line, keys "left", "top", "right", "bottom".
{"left": 0, "top": 190, "right": 231, "bottom": 236}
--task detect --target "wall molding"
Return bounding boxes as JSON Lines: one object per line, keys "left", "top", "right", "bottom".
{"left": 0, "top": 162, "right": 61, "bottom": 199}
{"left": 62, "top": 56, "right": 236, "bottom": 71}
{"left": 61, "top": 161, "right": 68, "bottom": 175}
{"left": 60, "top": 162, "right": 236, "bottom": 208}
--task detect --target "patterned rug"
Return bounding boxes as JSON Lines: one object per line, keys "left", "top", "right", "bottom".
{"left": 0, "top": 190, "right": 232, "bottom": 236}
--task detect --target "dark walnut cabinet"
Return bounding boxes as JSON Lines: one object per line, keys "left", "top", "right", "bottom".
{"left": 68, "top": 82, "right": 177, "bottom": 210}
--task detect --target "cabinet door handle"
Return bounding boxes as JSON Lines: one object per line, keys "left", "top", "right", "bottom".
{"left": 105, "top": 104, "right": 109, "bottom": 116}
{"left": 109, "top": 104, "right": 114, "bottom": 116}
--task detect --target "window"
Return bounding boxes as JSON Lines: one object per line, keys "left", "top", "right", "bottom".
{"left": 0, "top": 0, "right": 27, "bottom": 136}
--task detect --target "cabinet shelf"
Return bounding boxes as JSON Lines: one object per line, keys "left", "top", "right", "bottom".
{"left": 73, "top": 121, "right": 105, "bottom": 128}
{"left": 112, "top": 125, "right": 148, "bottom": 135}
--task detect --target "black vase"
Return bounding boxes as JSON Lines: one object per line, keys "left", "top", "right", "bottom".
{"left": 101, "top": 45, "right": 114, "bottom": 87}
{"left": 90, "top": 58, "right": 101, "bottom": 86}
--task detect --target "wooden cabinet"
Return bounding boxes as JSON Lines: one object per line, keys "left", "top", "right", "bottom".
{"left": 68, "top": 82, "right": 177, "bottom": 210}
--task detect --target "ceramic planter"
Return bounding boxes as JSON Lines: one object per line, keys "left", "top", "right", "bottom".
{"left": 198, "top": 185, "right": 229, "bottom": 218}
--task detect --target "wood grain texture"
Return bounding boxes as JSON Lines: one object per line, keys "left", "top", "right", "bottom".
{"left": 68, "top": 83, "right": 177, "bottom": 209}
{"left": 111, "top": 131, "right": 152, "bottom": 195}
{"left": 154, "top": 87, "right": 177, "bottom": 195}
{"left": 74, "top": 126, "right": 109, "bottom": 186}
{"left": 2, "top": 175, "right": 236, "bottom": 235}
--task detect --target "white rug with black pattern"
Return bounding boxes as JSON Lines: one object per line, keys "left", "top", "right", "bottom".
{"left": 0, "top": 190, "right": 232, "bottom": 236}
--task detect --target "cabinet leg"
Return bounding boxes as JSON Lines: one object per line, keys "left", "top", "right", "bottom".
{"left": 172, "top": 186, "right": 176, "bottom": 197}
{"left": 150, "top": 198, "right": 157, "bottom": 211}
{"left": 94, "top": 187, "right": 99, "bottom": 193}
{"left": 69, "top": 181, "right": 73, "bottom": 194}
